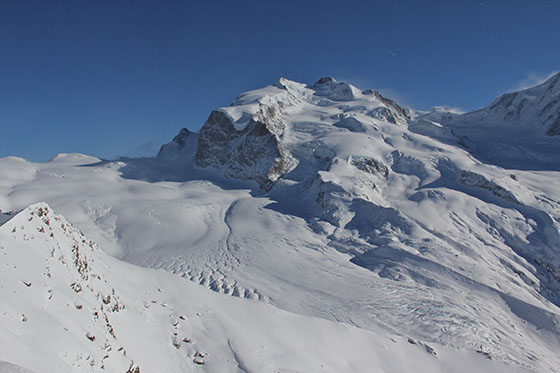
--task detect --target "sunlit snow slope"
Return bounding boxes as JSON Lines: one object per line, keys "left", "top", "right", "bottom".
{"left": 0, "top": 203, "right": 523, "bottom": 373}
{"left": 1, "top": 75, "right": 560, "bottom": 372}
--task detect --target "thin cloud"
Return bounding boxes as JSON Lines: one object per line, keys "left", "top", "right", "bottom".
{"left": 336, "top": 75, "right": 466, "bottom": 113}
{"left": 114, "top": 140, "right": 159, "bottom": 159}
{"left": 513, "top": 70, "right": 560, "bottom": 91}
{"left": 430, "top": 105, "right": 466, "bottom": 114}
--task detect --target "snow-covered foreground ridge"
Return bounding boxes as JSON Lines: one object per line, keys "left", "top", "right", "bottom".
{"left": 1, "top": 74, "right": 560, "bottom": 372}
{"left": 0, "top": 203, "right": 521, "bottom": 373}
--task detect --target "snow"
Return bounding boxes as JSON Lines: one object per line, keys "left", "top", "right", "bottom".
{"left": 219, "top": 78, "right": 305, "bottom": 131}
{"left": 415, "top": 72, "right": 560, "bottom": 170}
{"left": 0, "top": 203, "right": 526, "bottom": 372}
{"left": 312, "top": 77, "right": 362, "bottom": 101}
{"left": 1, "top": 76, "right": 560, "bottom": 372}
{"left": 0, "top": 361, "right": 35, "bottom": 373}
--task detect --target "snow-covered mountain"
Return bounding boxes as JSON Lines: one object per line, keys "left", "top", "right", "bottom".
{"left": 0, "top": 204, "right": 520, "bottom": 373}
{"left": 192, "top": 77, "right": 409, "bottom": 189}
{"left": 1, "top": 76, "right": 560, "bottom": 372}
{"left": 415, "top": 72, "right": 560, "bottom": 169}
{"left": 467, "top": 72, "right": 560, "bottom": 136}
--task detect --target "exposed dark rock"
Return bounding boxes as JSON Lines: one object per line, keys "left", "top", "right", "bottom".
{"left": 371, "top": 91, "right": 410, "bottom": 120}
{"left": 350, "top": 156, "right": 389, "bottom": 177}
{"left": 312, "top": 77, "right": 358, "bottom": 101}
{"left": 195, "top": 110, "right": 294, "bottom": 189}
{"left": 170, "top": 128, "right": 191, "bottom": 148}
{"left": 546, "top": 114, "right": 560, "bottom": 136}
{"left": 458, "top": 170, "right": 519, "bottom": 204}
{"left": 313, "top": 77, "right": 337, "bottom": 86}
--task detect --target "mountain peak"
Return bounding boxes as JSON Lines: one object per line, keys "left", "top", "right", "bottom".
{"left": 311, "top": 77, "right": 361, "bottom": 101}
{"left": 313, "top": 77, "right": 337, "bottom": 86}
{"left": 172, "top": 127, "right": 191, "bottom": 145}
{"left": 189, "top": 77, "right": 411, "bottom": 188}
{"left": 483, "top": 74, "right": 560, "bottom": 135}
{"left": 157, "top": 127, "right": 197, "bottom": 159}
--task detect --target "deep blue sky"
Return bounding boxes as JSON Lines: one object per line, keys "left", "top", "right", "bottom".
{"left": 1, "top": 0, "right": 559, "bottom": 161}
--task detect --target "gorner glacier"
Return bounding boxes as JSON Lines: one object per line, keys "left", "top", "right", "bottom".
{"left": 1, "top": 74, "right": 560, "bottom": 372}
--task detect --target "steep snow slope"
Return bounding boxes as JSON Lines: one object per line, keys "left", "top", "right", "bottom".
{"left": 0, "top": 203, "right": 522, "bottom": 373}
{"left": 1, "top": 77, "right": 560, "bottom": 372}
{"left": 466, "top": 72, "right": 560, "bottom": 136}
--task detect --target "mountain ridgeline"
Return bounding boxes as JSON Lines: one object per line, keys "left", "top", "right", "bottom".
{"left": 161, "top": 73, "right": 560, "bottom": 188}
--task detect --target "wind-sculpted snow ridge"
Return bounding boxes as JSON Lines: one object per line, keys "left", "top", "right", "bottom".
{"left": 2, "top": 76, "right": 560, "bottom": 372}
{"left": 1, "top": 204, "right": 523, "bottom": 373}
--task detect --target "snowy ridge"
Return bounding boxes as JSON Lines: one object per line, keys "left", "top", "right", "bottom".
{"left": 0, "top": 203, "right": 136, "bottom": 372}
{"left": 415, "top": 72, "right": 560, "bottom": 169}
{"left": 417, "top": 72, "right": 560, "bottom": 135}
{"left": 469, "top": 72, "right": 560, "bottom": 135}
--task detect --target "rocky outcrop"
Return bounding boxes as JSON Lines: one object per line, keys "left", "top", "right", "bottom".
{"left": 195, "top": 84, "right": 299, "bottom": 189}
{"left": 364, "top": 89, "right": 410, "bottom": 122}
{"left": 458, "top": 170, "right": 519, "bottom": 204}
{"left": 349, "top": 156, "right": 389, "bottom": 177}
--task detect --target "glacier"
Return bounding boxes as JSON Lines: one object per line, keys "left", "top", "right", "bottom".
{"left": 1, "top": 74, "right": 560, "bottom": 372}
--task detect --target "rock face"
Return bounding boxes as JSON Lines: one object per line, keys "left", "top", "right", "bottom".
{"left": 458, "top": 170, "right": 520, "bottom": 204}
{"left": 194, "top": 78, "right": 305, "bottom": 189}
{"left": 195, "top": 109, "right": 294, "bottom": 189}
{"left": 349, "top": 155, "right": 389, "bottom": 177}
{"left": 363, "top": 89, "right": 410, "bottom": 122}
